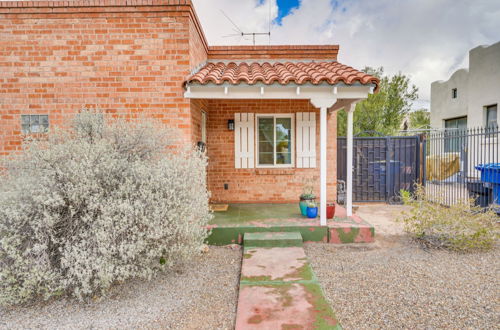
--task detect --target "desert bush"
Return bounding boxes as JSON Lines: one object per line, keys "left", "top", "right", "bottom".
{"left": 399, "top": 185, "right": 499, "bottom": 251}
{"left": 0, "top": 110, "right": 211, "bottom": 305}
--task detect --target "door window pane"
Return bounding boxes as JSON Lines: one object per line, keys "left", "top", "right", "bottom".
{"left": 258, "top": 117, "right": 274, "bottom": 165}
{"left": 276, "top": 118, "right": 292, "bottom": 164}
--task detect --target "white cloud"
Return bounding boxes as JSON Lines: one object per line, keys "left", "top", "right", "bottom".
{"left": 192, "top": 0, "right": 500, "bottom": 109}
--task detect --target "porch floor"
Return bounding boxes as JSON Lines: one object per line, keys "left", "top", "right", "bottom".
{"left": 207, "top": 203, "right": 375, "bottom": 245}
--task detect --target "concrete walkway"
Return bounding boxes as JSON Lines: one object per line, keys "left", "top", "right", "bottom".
{"left": 235, "top": 232, "right": 341, "bottom": 329}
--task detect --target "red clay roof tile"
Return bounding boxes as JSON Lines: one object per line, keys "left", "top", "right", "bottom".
{"left": 186, "top": 61, "right": 379, "bottom": 91}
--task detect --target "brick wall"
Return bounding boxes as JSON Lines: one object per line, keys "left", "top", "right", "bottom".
{"left": 206, "top": 99, "right": 337, "bottom": 203}
{"left": 0, "top": 3, "right": 204, "bottom": 156}
{"left": 190, "top": 98, "right": 208, "bottom": 143}
{"left": 188, "top": 10, "right": 207, "bottom": 72}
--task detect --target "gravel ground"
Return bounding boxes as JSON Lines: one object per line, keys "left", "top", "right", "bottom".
{"left": 306, "top": 229, "right": 500, "bottom": 329}
{"left": 0, "top": 246, "right": 241, "bottom": 330}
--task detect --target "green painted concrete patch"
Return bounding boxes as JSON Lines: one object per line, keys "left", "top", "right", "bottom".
{"left": 236, "top": 283, "right": 341, "bottom": 329}
{"left": 206, "top": 203, "right": 375, "bottom": 245}
{"left": 206, "top": 226, "right": 328, "bottom": 245}
{"left": 240, "top": 247, "right": 314, "bottom": 282}
{"left": 210, "top": 203, "right": 304, "bottom": 225}
{"left": 236, "top": 242, "right": 342, "bottom": 329}
{"left": 244, "top": 232, "right": 303, "bottom": 247}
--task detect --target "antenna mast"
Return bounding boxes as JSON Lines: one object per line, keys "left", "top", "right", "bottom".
{"left": 220, "top": 10, "right": 271, "bottom": 45}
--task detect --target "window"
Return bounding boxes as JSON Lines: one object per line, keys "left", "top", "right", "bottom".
{"left": 444, "top": 116, "right": 467, "bottom": 152}
{"left": 486, "top": 104, "right": 497, "bottom": 129}
{"left": 256, "top": 114, "right": 293, "bottom": 167}
{"left": 201, "top": 111, "right": 207, "bottom": 143}
{"left": 21, "top": 115, "right": 49, "bottom": 134}
{"left": 452, "top": 88, "right": 457, "bottom": 99}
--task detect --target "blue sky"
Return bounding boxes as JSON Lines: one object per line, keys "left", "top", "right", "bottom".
{"left": 274, "top": 0, "right": 300, "bottom": 24}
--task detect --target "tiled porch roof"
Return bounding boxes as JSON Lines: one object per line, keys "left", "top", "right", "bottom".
{"left": 186, "top": 61, "right": 380, "bottom": 91}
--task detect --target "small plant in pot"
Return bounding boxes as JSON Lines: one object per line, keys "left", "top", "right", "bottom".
{"left": 299, "top": 193, "right": 316, "bottom": 216}
{"left": 306, "top": 201, "right": 318, "bottom": 219}
{"left": 299, "top": 181, "right": 316, "bottom": 216}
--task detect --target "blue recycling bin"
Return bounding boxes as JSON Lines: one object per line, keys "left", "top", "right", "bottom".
{"left": 475, "top": 163, "right": 500, "bottom": 204}
{"left": 369, "top": 160, "right": 402, "bottom": 193}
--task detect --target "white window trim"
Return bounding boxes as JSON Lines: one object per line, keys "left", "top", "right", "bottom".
{"left": 255, "top": 113, "right": 295, "bottom": 168}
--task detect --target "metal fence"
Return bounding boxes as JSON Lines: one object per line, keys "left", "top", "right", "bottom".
{"left": 337, "top": 135, "right": 423, "bottom": 202}
{"left": 424, "top": 126, "right": 499, "bottom": 207}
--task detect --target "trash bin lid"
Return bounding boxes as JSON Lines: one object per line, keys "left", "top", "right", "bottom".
{"left": 475, "top": 163, "right": 500, "bottom": 171}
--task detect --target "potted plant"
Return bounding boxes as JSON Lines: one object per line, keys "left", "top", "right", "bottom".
{"left": 299, "top": 180, "right": 316, "bottom": 216}
{"left": 326, "top": 202, "right": 336, "bottom": 219}
{"left": 306, "top": 201, "right": 318, "bottom": 218}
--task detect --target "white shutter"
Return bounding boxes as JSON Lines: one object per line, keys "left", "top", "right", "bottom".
{"left": 234, "top": 113, "right": 255, "bottom": 169}
{"left": 296, "top": 112, "right": 316, "bottom": 168}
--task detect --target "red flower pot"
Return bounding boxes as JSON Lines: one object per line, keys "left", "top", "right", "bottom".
{"left": 326, "top": 203, "right": 335, "bottom": 219}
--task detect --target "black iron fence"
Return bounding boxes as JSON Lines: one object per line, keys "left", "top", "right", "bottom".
{"left": 424, "top": 126, "right": 499, "bottom": 207}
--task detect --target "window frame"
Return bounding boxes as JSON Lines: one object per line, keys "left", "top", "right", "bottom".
{"left": 485, "top": 104, "right": 498, "bottom": 129}
{"left": 255, "top": 113, "right": 295, "bottom": 168}
{"left": 21, "top": 114, "right": 49, "bottom": 134}
{"left": 443, "top": 116, "right": 467, "bottom": 153}
{"left": 451, "top": 88, "right": 458, "bottom": 99}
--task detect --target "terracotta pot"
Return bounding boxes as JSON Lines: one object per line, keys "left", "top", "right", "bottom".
{"left": 326, "top": 203, "right": 335, "bottom": 219}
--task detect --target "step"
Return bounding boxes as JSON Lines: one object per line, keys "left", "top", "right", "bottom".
{"left": 243, "top": 231, "right": 303, "bottom": 247}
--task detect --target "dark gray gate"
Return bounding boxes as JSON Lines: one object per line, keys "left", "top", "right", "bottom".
{"left": 337, "top": 136, "right": 423, "bottom": 202}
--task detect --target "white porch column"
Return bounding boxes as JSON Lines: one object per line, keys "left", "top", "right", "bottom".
{"left": 320, "top": 106, "right": 328, "bottom": 225}
{"left": 311, "top": 98, "right": 337, "bottom": 226}
{"left": 346, "top": 102, "right": 357, "bottom": 217}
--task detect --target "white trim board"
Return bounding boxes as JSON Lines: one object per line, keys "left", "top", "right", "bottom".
{"left": 184, "top": 84, "right": 372, "bottom": 100}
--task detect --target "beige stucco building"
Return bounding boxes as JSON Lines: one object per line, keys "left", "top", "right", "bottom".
{"left": 430, "top": 41, "right": 500, "bottom": 130}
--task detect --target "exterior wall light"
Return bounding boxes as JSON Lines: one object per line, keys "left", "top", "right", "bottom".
{"left": 228, "top": 119, "right": 235, "bottom": 131}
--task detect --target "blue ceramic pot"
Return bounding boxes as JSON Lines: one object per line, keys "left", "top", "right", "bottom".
{"left": 299, "top": 201, "right": 308, "bottom": 216}
{"left": 306, "top": 207, "right": 318, "bottom": 218}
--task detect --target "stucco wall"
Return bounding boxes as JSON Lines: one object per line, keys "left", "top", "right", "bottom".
{"left": 467, "top": 42, "right": 500, "bottom": 128}
{"left": 430, "top": 41, "right": 500, "bottom": 129}
{"left": 430, "top": 69, "right": 468, "bottom": 128}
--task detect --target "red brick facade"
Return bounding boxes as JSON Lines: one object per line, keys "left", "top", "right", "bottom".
{"left": 0, "top": 1, "right": 205, "bottom": 156}
{"left": 205, "top": 99, "right": 337, "bottom": 203}
{"left": 0, "top": 1, "right": 340, "bottom": 204}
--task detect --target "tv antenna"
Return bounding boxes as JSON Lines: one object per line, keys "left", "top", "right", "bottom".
{"left": 220, "top": 7, "right": 271, "bottom": 45}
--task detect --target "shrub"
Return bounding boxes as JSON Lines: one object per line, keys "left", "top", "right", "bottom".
{"left": 399, "top": 185, "right": 499, "bottom": 252}
{"left": 0, "top": 110, "right": 211, "bottom": 305}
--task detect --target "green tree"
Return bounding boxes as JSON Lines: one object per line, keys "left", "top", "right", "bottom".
{"left": 408, "top": 109, "right": 430, "bottom": 130}
{"left": 337, "top": 67, "right": 419, "bottom": 136}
